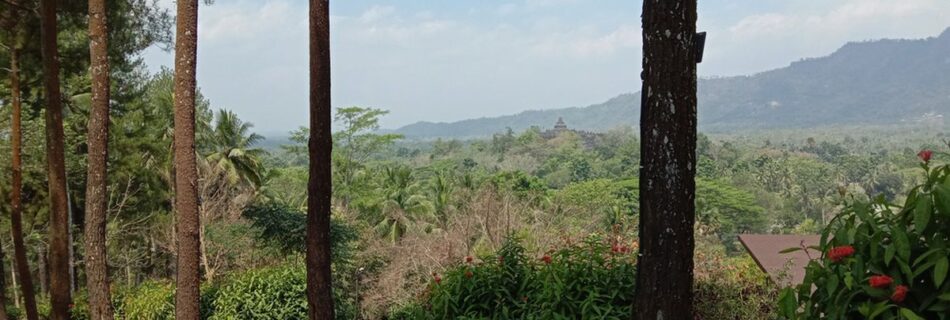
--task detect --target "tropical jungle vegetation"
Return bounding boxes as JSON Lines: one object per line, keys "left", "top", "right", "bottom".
{"left": 1, "top": 0, "right": 948, "bottom": 319}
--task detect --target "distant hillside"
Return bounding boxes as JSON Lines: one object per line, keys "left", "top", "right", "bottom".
{"left": 392, "top": 27, "right": 950, "bottom": 138}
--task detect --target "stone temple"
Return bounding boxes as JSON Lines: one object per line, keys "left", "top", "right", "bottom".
{"left": 540, "top": 117, "right": 601, "bottom": 148}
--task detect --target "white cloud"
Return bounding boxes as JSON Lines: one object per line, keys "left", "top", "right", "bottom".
{"left": 729, "top": 0, "right": 944, "bottom": 38}
{"left": 531, "top": 25, "right": 641, "bottom": 58}
{"left": 200, "top": 1, "right": 302, "bottom": 42}
{"left": 496, "top": 3, "right": 519, "bottom": 16}
{"left": 359, "top": 5, "right": 395, "bottom": 23}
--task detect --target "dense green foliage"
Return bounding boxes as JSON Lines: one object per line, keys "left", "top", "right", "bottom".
{"left": 394, "top": 236, "right": 637, "bottom": 319}
{"left": 780, "top": 153, "right": 950, "bottom": 320}
{"left": 2, "top": 2, "right": 948, "bottom": 318}
{"left": 210, "top": 265, "right": 307, "bottom": 319}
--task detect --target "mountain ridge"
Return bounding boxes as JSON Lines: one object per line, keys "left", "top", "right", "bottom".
{"left": 391, "top": 28, "right": 950, "bottom": 139}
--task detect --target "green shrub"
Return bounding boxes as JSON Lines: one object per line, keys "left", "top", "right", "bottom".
{"left": 780, "top": 152, "right": 950, "bottom": 319}
{"left": 122, "top": 281, "right": 175, "bottom": 319}
{"left": 407, "top": 235, "right": 637, "bottom": 319}
{"left": 210, "top": 264, "right": 308, "bottom": 319}
{"left": 693, "top": 255, "right": 779, "bottom": 320}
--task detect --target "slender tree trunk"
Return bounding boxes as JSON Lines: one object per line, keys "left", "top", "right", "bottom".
{"left": 39, "top": 0, "right": 73, "bottom": 317}
{"left": 9, "top": 252, "right": 19, "bottom": 309}
{"left": 172, "top": 0, "right": 201, "bottom": 318}
{"left": 634, "top": 0, "right": 699, "bottom": 319}
{"left": 9, "top": 44, "right": 40, "bottom": 320}
{"left": 307, "top": 0, "right": 335, "bottom": 319}
{"left": 0, "top": 242, "right": 10, "bottom": 320}
{"left": 84, "top": 0, "right": 115, "bottom": 318}
{"left": 38, "top": 245, "right": 49, "bottom": 295}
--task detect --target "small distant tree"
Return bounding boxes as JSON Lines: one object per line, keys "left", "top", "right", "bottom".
{"left": 333, "top": 107, "right": 402, "bottom": 205}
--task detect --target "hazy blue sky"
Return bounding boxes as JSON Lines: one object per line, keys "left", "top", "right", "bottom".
{"left": 143, "top": 0, "right": 950, "bottom": 133}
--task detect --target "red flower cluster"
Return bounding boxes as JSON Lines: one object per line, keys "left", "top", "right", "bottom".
{"left": 433, "top": 274, "right": 441, "bottom": 284}
{"left": 891, "top": 285, "right": 909, "bottom": 303}
{"left": 465, "top": 256, "right": 474, "bottom": 263}
{"left": 827, "top": 245, "right": 855, "bottom": 263}
{"left": 868, "top": 275, "right": 893, "bottom": 288}
{"left": 918, "top": 149, "right": 933, "bottom": 163}
{"left": 464, "top": 270, "right": 474, "bottom": 278}
{"left": 540, "top": 255, "right": 552, "bottom": 264}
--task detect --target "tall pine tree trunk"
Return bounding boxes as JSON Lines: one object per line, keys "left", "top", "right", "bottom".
{"left": 173, "top": 0, "right": 201, "bottom": 318}
{"left": 39, "top": 0, "right": 74, "bottom": 318}
{"left": 635, "top": 0, "right": 699, "bottom": 319}
{"left": 84, "top": 0, "right": 115, "bottom": 318}
{"left": 307, "top": 0, "right": 335, "bottom": 319}
{"left": 9, "top": 43, "right": 40, "bottom": 320}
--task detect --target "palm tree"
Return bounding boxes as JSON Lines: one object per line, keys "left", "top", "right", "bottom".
{"left": 204, "top": 109, "right": 266, "bottom": 187}
{"left": 39, "top": 0, "right": 73, "bottom": 318}
{"left": 374, "top": 166, "right": 436, "bottom": 243}
{"left": 307, "top": 0, "right": 335, "bottom": 318}
{"left": 635, "top": 0, "right": 699, "bottom": 318}
{"left": 429, "top": 170, "right": 455, "bottom": 226}
{"left": 172, "top": 0, "right": 201, "bottom": 318}
{"left": 83, "top": 0, "right": 116, "bottom": 317}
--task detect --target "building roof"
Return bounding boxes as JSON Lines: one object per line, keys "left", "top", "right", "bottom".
{"left": 738, "top": 234, "right": 821, "bottom": 287}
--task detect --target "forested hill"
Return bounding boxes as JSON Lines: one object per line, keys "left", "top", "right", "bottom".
{"left": 391, "top": 27, "right": 950, "bottom": 138}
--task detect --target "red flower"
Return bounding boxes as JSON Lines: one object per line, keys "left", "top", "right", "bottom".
{"left": 434, "top": 274, "right": 442, "bottom": 284}
{"left": 464, "top": 270, "right": 474, "bottom": 278}
{"left": 827, "top": 245, "right": 855, "bottom": 263}
{"left": 918, "top": 149, "right": 933, "bottom": 163}
{"left": 465, "top": 256, "right": 474, "bottom": 263}
{"left": 868, "top": 275, "right": 893, "bottom": 288}
{"left": 891, "top": 285, "right": 909, "bottom": 303}
{"left": 541, "top": 255, "right": 552, "bottom": 264}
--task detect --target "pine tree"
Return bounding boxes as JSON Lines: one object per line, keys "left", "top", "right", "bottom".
{"left": 84, "top": 0, "right": 116, "bottom": 317}
{"left": 39, "top": 0, "right": 73, "bottom": 318}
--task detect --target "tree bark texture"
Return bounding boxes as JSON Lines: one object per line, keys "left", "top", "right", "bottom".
{"left": 40, "top": 0, "right": 74, "bottom": 318}
{"left": 84, "top": 0, "right": 116, "bottom": 318}
{"left": 8, "top": 43, "right": 40, "bottom": 320}
{"left": 307, "top": 0, "right": 335, "bottom": 319}
{"left": 172, "top": 0, "right": 201, "bottom": 319}
{"left": 635, "top": 0, "right": 699, "bottom": 319}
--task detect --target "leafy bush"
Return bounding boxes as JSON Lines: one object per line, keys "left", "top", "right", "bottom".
{"left": 780, "top": 152, "right": 950, "bottom": 319}
{"left": 399, "top": 235, "right": 637, "bottom": 319}
{"left": 122, "top": 281, "right": 175, "bottom": 319}
{"left": 243, "top": 202, "right": 359, "bottom": 260}
{"left": 693, "top": 253, "right": 780, "bottom": 320}
{"left": 210, "top": 264, "right": 308, "bottom": 319}
{"left": 210, "top": 262, "right": 357, "bottom": 320}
